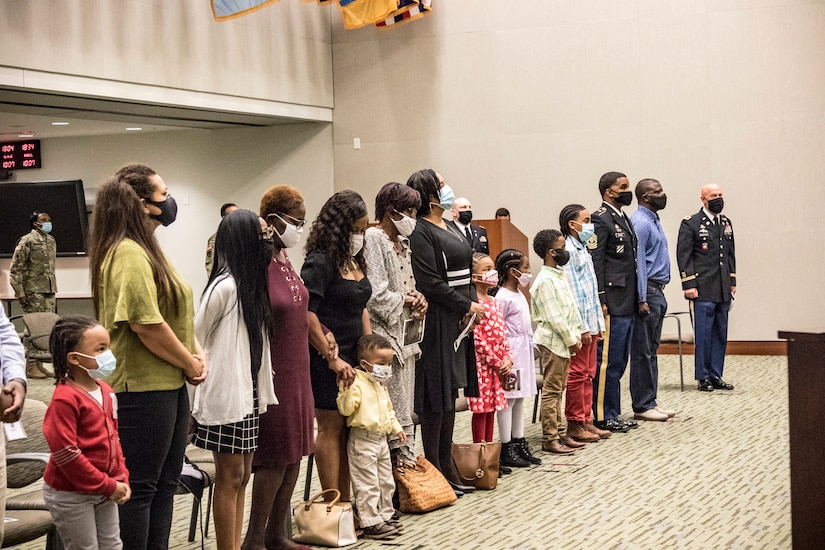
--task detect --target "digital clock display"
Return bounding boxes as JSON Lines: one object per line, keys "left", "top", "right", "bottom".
{"left": 1, "top": 140, "right": 42, "bottom": 170}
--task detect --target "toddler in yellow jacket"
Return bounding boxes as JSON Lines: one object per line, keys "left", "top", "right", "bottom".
{"left": 337, "top": 334, "right": 407, "bottom": 540}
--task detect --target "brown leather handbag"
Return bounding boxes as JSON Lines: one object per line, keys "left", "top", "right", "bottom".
{"left": 393, "top": 455, "right": 458, "bottom": 513}
{"left": 451, "top": 441, "right": 501, "bottom": 490}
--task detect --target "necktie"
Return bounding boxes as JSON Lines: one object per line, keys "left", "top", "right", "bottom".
{"left": 465, "top": 226, "right": 472, "bottom": 242}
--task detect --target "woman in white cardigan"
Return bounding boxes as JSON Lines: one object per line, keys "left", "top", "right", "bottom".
{"left": 192, "top": 210, "right": 277, "bottom": 550}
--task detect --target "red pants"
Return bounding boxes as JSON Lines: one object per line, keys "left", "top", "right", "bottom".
{"left": 471, "top": 412, "right": 495, "bottom": 443}
{"left": 565, "top": 336, "right": 598, "bottom": 422}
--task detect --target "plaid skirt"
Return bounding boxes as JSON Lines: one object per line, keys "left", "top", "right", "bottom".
{"left": 193, "top": 380, "right": 259, "bottom": 454}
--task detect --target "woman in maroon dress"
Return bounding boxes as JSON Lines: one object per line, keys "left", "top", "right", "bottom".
{"left": 242, "top": 186, "right": 315, "bottom": 550}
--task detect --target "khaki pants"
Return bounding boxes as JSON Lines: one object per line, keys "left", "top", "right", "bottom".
{"left": 538, "top": 345, "right": 571, "bottom": 442}
{"left": 347, "top": 428, "right": 395, "bottom": 528}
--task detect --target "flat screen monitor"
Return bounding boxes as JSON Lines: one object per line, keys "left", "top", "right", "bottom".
{"left": 0, "top": 180, "right": 89, "bottom": 258}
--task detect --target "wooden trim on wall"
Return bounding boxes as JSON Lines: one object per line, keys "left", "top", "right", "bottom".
{"left": 658, "top": 341, "right": 787, "bottom": 356}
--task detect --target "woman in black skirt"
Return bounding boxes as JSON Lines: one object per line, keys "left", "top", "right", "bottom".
{"left": 406, "top": 169, "right": 484, "bottom": 495}
{"left": 192, "top": 210, "right": 278, "bottom": 550}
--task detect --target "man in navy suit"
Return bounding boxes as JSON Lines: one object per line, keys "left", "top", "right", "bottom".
{"left": 448, "top": 197, "right": 489, "bottom": 254}
{"left": 589, "top": 171, "right": 638, "bottom": 433}
{"left": 677, "top": 184, "right": 736, "bottom": 392}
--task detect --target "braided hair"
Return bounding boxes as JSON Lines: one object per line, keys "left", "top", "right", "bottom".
{"left": 49, "top": 315, "right": 99, "bottom": 385}
{"left": 494, "top": 248, "right": 526, "bottom": 287}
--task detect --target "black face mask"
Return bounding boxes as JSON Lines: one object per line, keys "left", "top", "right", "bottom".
{"left": 146, "top": 195, "right": 178, "bottom": 226}
{"left": 707, "top": 197, "right": 724, "bottom": 214}
{"left": 614, "top": 190, "right": 633, "bottom": 206}
{"left": 648, "top": 193, "right": 668, "bottom": 211}
{"left": 552, "top": 248, "right": 570, "bottom": 266}
{"left": 261, "top": 238, "right": 275, "bottom": 263}
{"left": 457, "top": 210, "right": 473, "bottom": 225}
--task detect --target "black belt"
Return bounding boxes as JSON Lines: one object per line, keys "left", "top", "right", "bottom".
{"left": 647, "top": 281, "right": 667, "bottom": 292}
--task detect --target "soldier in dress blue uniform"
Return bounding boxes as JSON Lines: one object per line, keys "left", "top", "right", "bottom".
{"left": 676, "top": 184, "right": 736, "bottom": 392}
{"left": 588, "top": 172, "right": 639, "bottom": 433}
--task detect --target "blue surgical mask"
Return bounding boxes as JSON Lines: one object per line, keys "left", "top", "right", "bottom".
{"left": 73, "top": 350, "right": 117, "bottom": 380}
{"left": 438, "top": 184, "right": 455, "bottom": 211}
{"left": 575, "top": 222, "right": 595, "bottom": 244}
{"left": 40, "top": 222, "right": 53, "bottom": 233}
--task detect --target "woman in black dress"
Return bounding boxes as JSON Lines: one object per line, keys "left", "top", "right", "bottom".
{"left": 406, "top": 169, "right": 484, "bottom": 495}
{"left": 301, "top": 190, "right": 372, "bottom": 502}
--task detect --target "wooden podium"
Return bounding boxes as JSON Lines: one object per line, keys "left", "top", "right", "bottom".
{"left": 474, "top": 219, "right": 530, "bottom": 261}
{"left": 778, "top": 329, "right": 825, "bottom": 549}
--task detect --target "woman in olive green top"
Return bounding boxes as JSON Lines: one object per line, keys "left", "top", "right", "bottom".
{"left": 88, "top": 164, "right": 207, "bottom": 550}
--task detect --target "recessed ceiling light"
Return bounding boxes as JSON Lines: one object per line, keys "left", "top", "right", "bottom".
{"left": 51, "top": 122, "right": 70, "bottom": 126}
{"left": 125, "top": 127, "right": 143, "bottom": 131}
{"left": 17, "top": 133, "right": 34, "bottom": 138}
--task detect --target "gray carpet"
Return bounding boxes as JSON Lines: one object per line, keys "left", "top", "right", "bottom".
{"left": 12, "top": 354, "right": 790, "bottom": 549}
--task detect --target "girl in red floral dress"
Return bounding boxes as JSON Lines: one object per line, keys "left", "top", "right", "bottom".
{"left": 467, "top": 253, "right": 513, "bottom": 444}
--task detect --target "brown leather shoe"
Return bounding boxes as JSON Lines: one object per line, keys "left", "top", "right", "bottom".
{"left": 584, "top": 422, "right": 612, "bottom": 439}
{"left": 567, "top": 421, "right": 601, "bottom": 443}
{"left": 541, "top": 439, "right": 576, "bottom": 454}
{"left": 560, "top": 435, "right": 586, "bottom": 449}
{"left": 26, "top": 360, "right": 48, "bottom": 380}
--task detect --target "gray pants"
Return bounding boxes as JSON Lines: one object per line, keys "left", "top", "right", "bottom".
{"left": 347, "top": 428, "right": 395, "bottom": 528}
{"left": 43, "top": 484, "right": 122, "bottom": 550}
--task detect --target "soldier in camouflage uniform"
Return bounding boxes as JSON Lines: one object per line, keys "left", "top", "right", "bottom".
{"left": 10, "top": 211, "right": 57, "bottom": 378}
{"left": 205, "top": 202, "right": 238, "bottom": 275}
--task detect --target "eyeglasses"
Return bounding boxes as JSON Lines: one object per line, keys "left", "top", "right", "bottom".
{"left": 274, "top": 213, "right": 306, "bottom": 229}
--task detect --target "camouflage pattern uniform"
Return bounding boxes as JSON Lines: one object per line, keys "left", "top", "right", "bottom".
{"left": 205, "top": 232, "right": 217, "bottom": 276}
{"left": 10, "top": 229, "right": 57, "bottom": 313}
{"left": 10, "top": 228, "right": 57, "bottom": 378}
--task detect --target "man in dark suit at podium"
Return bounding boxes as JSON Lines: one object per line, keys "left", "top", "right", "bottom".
{"left": 449, "top": 197, "right": 489, "bottom": 254}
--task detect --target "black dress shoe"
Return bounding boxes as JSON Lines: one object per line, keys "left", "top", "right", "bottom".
{"left": 698, "top": 379, "right": 714, "bottom": 392}
{"left": 710, "top": 377, "right": 734, "bottom": 390}
{"left": 448, "top": 480, "right": 476, "bottom": 493}
{"left": 499, "top": 465, "right": 512, "bottom": 475}
{"left": 452, "top": 488, "right": 464, "bottom": 498}
{"left": 620, "top": 418, "right": 639, "bottom": 429}
{"left": 593, "top": 419, "right": 630, "bottom": 433}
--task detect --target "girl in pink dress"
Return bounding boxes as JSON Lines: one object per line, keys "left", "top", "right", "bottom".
{"left": 467, "top": 253, "right": 512, "bottom": 444}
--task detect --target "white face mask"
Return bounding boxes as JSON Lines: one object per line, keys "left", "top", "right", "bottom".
{"left": 350, "top": 233, "right": 364, "bottom": 256}
{"left": 364, "top": 361, "right": 393, "bottom": 382}
{"left": 515, "top": 270, "right": 533, "bottom": 288}
{"left": 391, "top": 212, "right": 417, "bottom": 237}
{"left": 271, "top": 215, "right": 303, "bottom": 249}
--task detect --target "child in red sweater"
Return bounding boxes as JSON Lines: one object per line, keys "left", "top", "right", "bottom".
{"left": 43, "top": 316, "right": 130, "bottom": 550}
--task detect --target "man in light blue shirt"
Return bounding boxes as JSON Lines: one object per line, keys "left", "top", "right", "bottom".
{"left": 0, "top": 306, "right": 28, "bottom": 546}
{"left": 629, "top": 179, "right": 675, "bottom": 422}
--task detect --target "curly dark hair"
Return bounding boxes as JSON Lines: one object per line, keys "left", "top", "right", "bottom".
{"left": 374, "top": 182, "right": 421, "bottom": 221}
{"left": 357, "top": 333, "right": 393, "bottom": 362}
{"left": 50, "top": 315, "right": 99, "bottom": 385}
{"left": 533, "top": 229, "right": 563, "bottom": 259}
{"left": 406, "top": 169, "right": 440, "bottom": 218}
{"left": 305, "top": 190, "right": 368, "bottom": 270}
{"left": 495, "top": 248, "right": 526, "bottom": 287}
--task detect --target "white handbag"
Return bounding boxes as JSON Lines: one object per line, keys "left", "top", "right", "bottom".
{"left": 292, "top": 488, "right": 357, "bottom": 547}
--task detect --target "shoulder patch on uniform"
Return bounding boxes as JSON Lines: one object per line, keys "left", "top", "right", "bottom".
{"left": 586, "top": 234, "right": 598, "bottom": 250}
{"left": 596, "top": 206, "right": 606, "bottom": 214}
{"left": 683, "top": 215, "right": 691, "bottom": 220}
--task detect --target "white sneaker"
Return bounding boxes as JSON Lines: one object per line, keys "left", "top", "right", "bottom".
{"left": 655, "top": 406, "right": 676, "bottom": 418}
{"left": 633, "top": 408, "right": 669, "bottom": 422}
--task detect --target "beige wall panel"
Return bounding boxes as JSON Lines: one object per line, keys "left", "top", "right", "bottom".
{"left": 331, "top": 0, "right": 825, "bottom": 340}
{"left": 0, "top": 0, "right": 333, "bottom": 107}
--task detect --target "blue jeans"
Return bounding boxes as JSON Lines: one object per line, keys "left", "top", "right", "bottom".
{"left": 692, "top": 301, "right": 731, "bottom": 380}
{"left": 593, "top": 314, "right": 633, "bottom": 421}
{"left": 116, "top": 386, "right": 189, "bottom": 550}
{"left": 630, "top": 287, "right": 667, "bottom": 412}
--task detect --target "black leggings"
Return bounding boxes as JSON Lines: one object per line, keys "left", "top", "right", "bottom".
{"left": 418, "top": 408, "right": 459, "bottom": 484}
{"left": 117, "top": 386, "right": 190, "bottom": 550}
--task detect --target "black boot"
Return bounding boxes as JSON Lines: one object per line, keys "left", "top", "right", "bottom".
{"left": 500, "top": 441, "right": 530, "bottom": 468}
{"left": 514, "top": 437, "right": 542, "bottom": 465}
